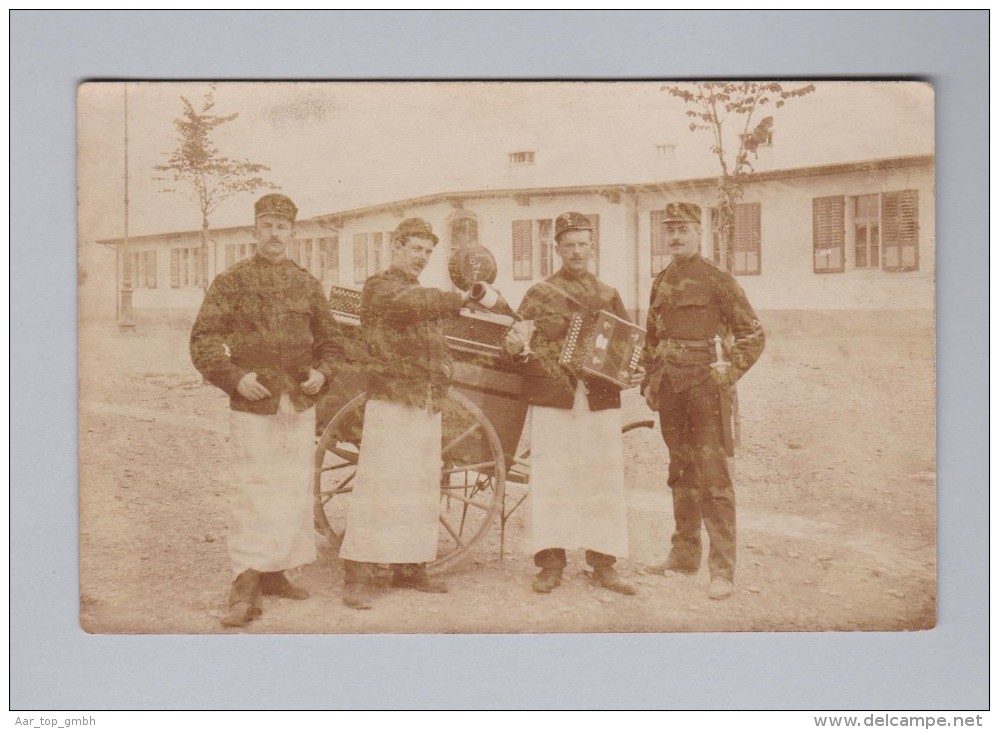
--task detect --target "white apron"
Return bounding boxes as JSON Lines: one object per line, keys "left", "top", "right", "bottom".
{"left": 339, "top": 398, "right": 442, "bottom": 564}
{"left": 228, "top": 394, "right": 317, "bottom": 576}
{"left": 527, "top": 383, "right": 629, "bottom": 557}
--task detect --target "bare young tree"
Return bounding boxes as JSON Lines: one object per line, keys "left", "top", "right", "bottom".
{"left": 663, "top": 81, "right": 816, "bottom": 272}
{"left": 154, "top": 86, "right": 277, "bottom": 288}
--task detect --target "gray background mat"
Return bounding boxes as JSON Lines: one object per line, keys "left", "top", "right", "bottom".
{"left": 11, "top": 10, "right": 987, "bottom": 709}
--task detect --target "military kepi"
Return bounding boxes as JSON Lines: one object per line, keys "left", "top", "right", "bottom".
{"left": 662, "top": 202, "right": 701, "bottom": 224}
{"left": 255, "top": 193, "right": 298, "bottom": 222}
{"left": 554, "top": 211, "right": 594, "bottom": 239}
{"left": 393, "top": 217, "right": 439, "bottom": 245}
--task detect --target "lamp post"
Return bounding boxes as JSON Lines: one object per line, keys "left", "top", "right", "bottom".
{"left": 118, "top": 82, "right": 136, "bottom": 333}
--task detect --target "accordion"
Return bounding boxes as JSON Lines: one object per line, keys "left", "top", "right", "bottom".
{"left": 559, "top": 310, "right": 646, "bottom": 389}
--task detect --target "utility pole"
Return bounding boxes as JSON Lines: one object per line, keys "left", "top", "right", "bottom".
{"left": 118, "top": 82, "right": 136, "bottom": 333}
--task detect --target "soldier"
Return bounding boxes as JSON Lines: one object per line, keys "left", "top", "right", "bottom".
{"left": 190, "top": 193, "right": 347, "bottom": 627}
{"left": 642, "top": 202, "right": 765, "bottom": 600}
{"left": 503, "top": 211, "right": 643, "bottom": 596}
{"left": 338, "top": 217, "right": 477, "bottom": 610}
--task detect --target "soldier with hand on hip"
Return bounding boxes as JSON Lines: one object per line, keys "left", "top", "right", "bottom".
{"left": 642, "top": 202, "right": 765, "bottom": 600}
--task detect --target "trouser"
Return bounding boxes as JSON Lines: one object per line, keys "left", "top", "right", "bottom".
{"left": 534, "top": 548, "right": 616, "bottom": 569}
{"left": 657, "top": 377, "right": 736, "bottom": 581}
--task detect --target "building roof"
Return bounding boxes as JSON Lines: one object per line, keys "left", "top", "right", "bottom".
{"left": 98, "top": 153, "right": 934, "bottom": 246}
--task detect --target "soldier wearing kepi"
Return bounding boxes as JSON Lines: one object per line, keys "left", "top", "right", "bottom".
{"left": 503, "top": 211, "right": 643, "bottom": 596}
{"left": 338, "top": 217, "right": 478, "bottom": 610}
{"left": 642, "top": 202, "right": 765, "bottom": 600}
{"left": 190, "top": 193, "right": 347, "bottom": 627}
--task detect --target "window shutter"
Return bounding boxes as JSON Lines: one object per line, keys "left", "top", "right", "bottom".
{"left": 353, "top": 233, "right": 367, "bottom": 284}
{"left": 538, "top": 219, "right": 554, "bottom": 277}
{"left": 512, "top": 220, "right": 533, "bottom": 280}
{"left": 881, "top": 190, "right": 919, "bottom": 272}
{"left": 585, "top": 213, "right": 600, "bottom": 274}
{"left": 812, "top": 196, "right": 845, "bottom": 273}
{"left": 650, "top": 209, "right": 668, "bottom": 276}
{"left": 733, "top": 203, "right": 761, "bottom": 274}
{"left": 170, "top": 249, "right": 180, "bottom": 288}
{"left": 144, "top": 251, "right": 157, "bottom": 288}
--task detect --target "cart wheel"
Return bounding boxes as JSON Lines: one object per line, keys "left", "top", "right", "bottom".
{"left": 314, "top": 389, "right": 506, "bottom": 575}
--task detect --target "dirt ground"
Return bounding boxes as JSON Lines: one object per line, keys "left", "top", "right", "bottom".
{"left": 78, "top": 309, "right": 936, "bottom": 634}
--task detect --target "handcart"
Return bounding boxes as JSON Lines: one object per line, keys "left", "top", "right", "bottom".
{"left": 314, "top": 284, "right": 653, "bottom": 574}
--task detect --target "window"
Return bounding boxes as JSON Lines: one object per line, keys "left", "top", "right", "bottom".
{"left": 370, "top": 233, "right": 386, "bottom": 273}
{"left": 300, "top": 239, "right": 314, "bottom": 274}
{"left": 513, "top": 213, "right": 600, "bottom": 280}
{"left": 813, "top": 196, "right": 846, "bottom": 273}
{"left": 512, "top": 220, "right": 532, "bottom": 280}
{"left": 655, "top": 143, "right": 676, "bottom": 159}
{"left": 222, "top": 243, "right": 255, "bottom": 272}
{"left": 538, "top": 219, "right": 554, "bottom": 278}
{"left": 130, "top": 250, "right": 158, "bottom": 288}
{"left": 712, "top": 203, "right": 761, "bottom": 275}
{"left": 353, "top": 233, "right": 368, "bottom": 284}
{"left": 815, "top": 190, "right": 919, "bottom": 273}
{"left": 881, "top": 190, "right": 919, "bottom": 272}
{"left": 170, "top": 246, "right": 207, "bottom": 288}
{"left": 509, "top": 150, "right": 535, "bottom": 165}
{"left": 650, "top": 209, "right": 669, "bottom": 276}
{"left": 450, "top": 216, "right": 478, "bottom": 250}
{"left": 319, "top": 235, "right": 339, "bottom": 284}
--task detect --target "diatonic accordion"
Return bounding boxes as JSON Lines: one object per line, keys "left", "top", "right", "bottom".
{"left": 559, "top": 310, "right": 646, "bottom": 389}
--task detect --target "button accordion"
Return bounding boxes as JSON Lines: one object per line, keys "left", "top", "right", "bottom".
{"left": 559, "top": 310, "right": 646, "bottom": 388}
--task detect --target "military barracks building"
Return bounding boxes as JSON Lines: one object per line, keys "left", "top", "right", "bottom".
{"left": 98, "top": 153, "right": 934, "bottom": 323}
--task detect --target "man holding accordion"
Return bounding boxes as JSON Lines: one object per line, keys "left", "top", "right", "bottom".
{"left": 503, "top": 211, "right": 644, "bottom": 596}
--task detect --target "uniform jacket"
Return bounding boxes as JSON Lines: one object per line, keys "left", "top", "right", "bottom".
{"left": 515, "top": 267, "right": 631, "bottom": 411}
{"left": 190, "top": 254, "right": 346, "bottom": 415}
{"left": 642, "top": 253, "right": 765, "bottom": 402}
{"left": 361, "top": 267, "right": 463, "bottom": 411}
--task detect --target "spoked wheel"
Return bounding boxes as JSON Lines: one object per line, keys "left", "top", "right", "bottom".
{"left": 314, "top": 389, "right": 506, "bottom": 574}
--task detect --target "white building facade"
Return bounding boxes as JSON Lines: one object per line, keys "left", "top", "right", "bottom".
{"left": 98, "top": 154, "right": 934, "bottom": 323}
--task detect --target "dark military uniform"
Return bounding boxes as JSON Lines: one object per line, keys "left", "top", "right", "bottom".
{"left": 190, "top": 255, "right": 345, "bottom": 414}
{"left": 360, "top": 266, "right": 463, "bottom": 411}
{"left": 643, "top": 251, "right": 764, "bottom": 582}
{"left": 190, "top": 193, "right": 348, "bottom": 627}
{"left": 504, "top": 212, "right": 636, "bottom": 595}
{"left": 339, "top": 218, "right": 457, "bottom": 605}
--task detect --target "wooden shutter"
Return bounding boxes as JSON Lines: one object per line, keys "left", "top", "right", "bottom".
{"left": 812, "top": 196, "right": 845, "bottom": 273}
{"left": 585, "top": 213, "right": 600, "bottom": 275}
{"left": 733, "top": 203, "right": 761, "bottom": 275}
{"left": 512, "top": 220, "right": 533, "bottom": 280}
{"left": 881, "top": 190, "right": 919, "bottom": 272}
{"left": 538, "top": 219, "right": 554, "bottom": 277}
{"left": 170, "top": 249, "right": 180, "bottom": 288}
{"left": 650, "top": 209, "right": 668, "bottom": 276}
{"left": 353, "top": 233, "right": 367, "bottom": 284}
{"left": 144, "top": 251, "right": 157, "bottom": 288}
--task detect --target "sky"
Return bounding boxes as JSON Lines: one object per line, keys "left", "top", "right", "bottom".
{"left": 78, "top": 81, "right": 934, "bottom": 242}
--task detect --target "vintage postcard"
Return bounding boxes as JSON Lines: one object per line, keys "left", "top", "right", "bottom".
{"left": 77, "top": 81, "right": 935, "bottom": 633}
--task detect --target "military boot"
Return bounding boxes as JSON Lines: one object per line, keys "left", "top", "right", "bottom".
{"left": 532, "top": 567, "right": 563, "bottom": 594}
{"left": 342, "top": 560, "right": 373, "bottom": 610}
{"left": 592, "top": 565, "right": 638, "bottom": 595}
{"left": 392, "top": 563, "right": 448, "bottom": 593}
{"left": 259, "top": 571, "right": 310, "bottom": 600}
{"left": 221, "top": 569, "right": 263, "bottom": 628}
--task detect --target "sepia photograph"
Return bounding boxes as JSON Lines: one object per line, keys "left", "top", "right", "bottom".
{"left": 77, "top": 80, "right": 936, "bottom": 635}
